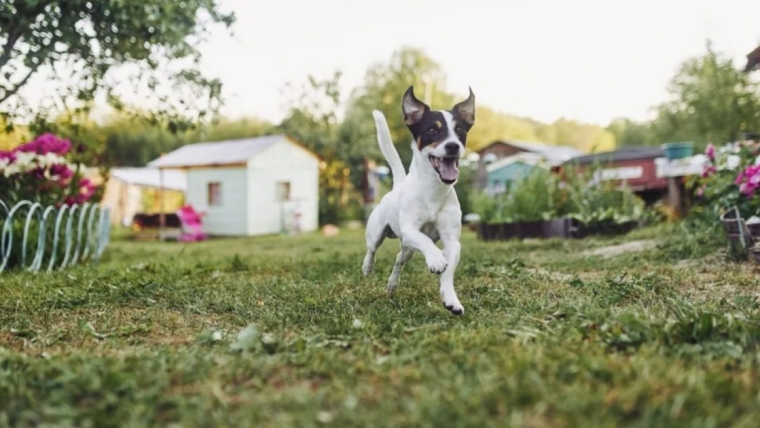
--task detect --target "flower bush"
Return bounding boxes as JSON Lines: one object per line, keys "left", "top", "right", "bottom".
{"left": 1, "top": 133, "right": 106, "bottom": 272}
{"left": 688, "top": 139, "right": 760, "bottom": 219}
{"left": 0, "top": 133, "right": 99, "bottom": 207}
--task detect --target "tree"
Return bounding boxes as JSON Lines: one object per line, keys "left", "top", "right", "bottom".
{"left": 197, "top": 117, "right": 275, "bottom": 143}
{"left": 606, "top": 117, "right": 657, "bottom": 147}
{"left": 539, "top": 118, "right": 616, "bottom": 152}
{"left": 83, "top": 114, "right": 275, "bottom": 167}
{"left": 0, "top": 0, "right": 235, "bottom": 131}
{"left": 465, "top": 106, "right": 540, "bottom": 151}
{"left": 277, "top": 71, "right": 343, "bottom": 158}
{"left": 340, "top": 47, "right": 456, "bottom": 169}
{"left": 649, "top": 42, "right": 760, "bottom": 149}
{"left": 277, "top": 71, "right": 364, "bottom": 225}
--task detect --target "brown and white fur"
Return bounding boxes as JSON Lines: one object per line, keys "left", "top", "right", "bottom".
{"left": 362, "top": 86, "right": 476, "bottom": 315}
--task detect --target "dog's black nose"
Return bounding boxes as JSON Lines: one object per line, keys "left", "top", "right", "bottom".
{"left": 444, "top": 142, "right": 459, "bottom": 155}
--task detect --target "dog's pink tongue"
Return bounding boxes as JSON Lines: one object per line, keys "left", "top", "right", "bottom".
{"left": 439, "top": 159, "right": 459, "bottom": 182}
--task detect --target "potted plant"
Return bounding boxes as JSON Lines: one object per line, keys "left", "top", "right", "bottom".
{"left": 662, "top": 141, "right": 695, "bottom": 160}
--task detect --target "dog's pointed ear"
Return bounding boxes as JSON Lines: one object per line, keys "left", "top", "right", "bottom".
{"left": 453, "top": 87, "right": 475, "bottom": 126}
{"left": 402, "top": 86, "right": 429, "bottom": 125}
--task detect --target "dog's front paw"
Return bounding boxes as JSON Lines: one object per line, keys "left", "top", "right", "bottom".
{"left": 442, "top": 296, "right": 464, "bottom": 316}
{"left": 425, "top": 251, "right": 448, "bottom": 274}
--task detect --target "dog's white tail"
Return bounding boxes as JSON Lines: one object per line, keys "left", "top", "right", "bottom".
{"left": 372, "top": 110, "right": 406, "bottom": 187}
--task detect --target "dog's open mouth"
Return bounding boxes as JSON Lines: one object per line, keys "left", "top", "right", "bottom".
{"left": 428, "top": 155, "right": 460, "bottom": 184}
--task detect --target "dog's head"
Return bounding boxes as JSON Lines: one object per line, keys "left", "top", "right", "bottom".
{"left": 402, "top": 86, "right": 475, "bottom": 185}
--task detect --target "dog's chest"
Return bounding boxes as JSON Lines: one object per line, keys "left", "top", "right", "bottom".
{"left": 419, "top": 222, "right": 440, "bottom": 241}
{"left": 414, "top": 191, "right": 452, "bottom": 217}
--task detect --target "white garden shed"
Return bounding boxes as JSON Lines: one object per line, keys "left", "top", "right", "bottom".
{"left": 147, "top": 134, "right": 320, "bottom": 237}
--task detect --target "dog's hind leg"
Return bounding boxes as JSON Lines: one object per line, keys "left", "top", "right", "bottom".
{"left": 362, "top": 220, "right": 387, "bottom": 276}
{"left": 386, "top": 245, "right": 415, "bottom": 293}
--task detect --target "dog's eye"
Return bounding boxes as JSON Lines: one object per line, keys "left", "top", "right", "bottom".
{"left": 427, "top": 127, "right": 437, "bottom": 135}
{"left": 455, "top": 126, "right": 464, "bottom": 134}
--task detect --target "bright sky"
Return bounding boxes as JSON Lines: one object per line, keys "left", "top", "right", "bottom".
{"left": 195, "top": 0, "right": 760, "bottom": 126}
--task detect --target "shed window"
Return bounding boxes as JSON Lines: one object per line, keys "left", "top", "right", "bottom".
{"left": 276, "top": 181, "right": 291, "bottom": 202}
{"left": 208, "top": 182, "right": 222, "bottom": 206}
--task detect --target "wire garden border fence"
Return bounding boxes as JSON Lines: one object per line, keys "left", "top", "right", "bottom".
{"left": 0, "top": 199, "right": 111, "bottom": 274}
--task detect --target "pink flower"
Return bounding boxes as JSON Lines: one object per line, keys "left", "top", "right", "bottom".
{"left": 16, "top": 133, "right": 72, "bottom": 156}
{"left": 696, "top": 186, "right": 705, "bottom": 198}
{"left": 0, "top": 150, "right": 15, "bottom": 162}
{"left": 736, "top": 164, "right": 760, "bottom": 197}
{"left": 49, "top": 164, "right": 74, "bottom": 182}
{"left": 29, "top": 166, "right": 46, "bottom": 180}
{"left": 77, "top": 178, "right": 97, "bottom": 201}
{"left": 702, "top": 165, "right": 717, "bottom": 178}
{"left": 705, "top": 143, "right": 715, "bottom": 161}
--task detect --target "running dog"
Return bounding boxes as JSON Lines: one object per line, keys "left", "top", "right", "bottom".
{"left": 362, "top": 86, "right": 475, "bottom": 315}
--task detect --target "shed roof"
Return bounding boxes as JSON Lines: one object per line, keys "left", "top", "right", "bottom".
{"left": 479, "top": 140, "right": 583, "bottom": 163}
{"left": 486, "top": 152, "right": 557, "bottom": 172}
{"left": 147, "top": 134, "right": 294, "bottom": 169}
{"left": 110, "top": 167, "right": 187, "bottom": 191}
{"left": 564, "top": 146, "right": 664, "bottom": 166}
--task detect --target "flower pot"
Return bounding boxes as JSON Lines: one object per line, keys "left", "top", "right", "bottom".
{"left": 544, "top": 217, "right": 577, "bottom": 238}
{"left": 750, "top": 244, "right": 760, "bottom": 265}
{"left": 661, "top": 142, "right": 695, "bottom": 161}
{"left": 747, "top": 220, "right": 760, "bottom": 241}
{"left": 515, "top": 220, "right": 545, "bottom": 239}
{"left": 477, "top": 224, "right": 495, "bottom": 241}
{"left": 720, "top": 209, "right": 754, "bottom": 248}
{"left": 500, "top": 223, "right": 518, "bottom": 240}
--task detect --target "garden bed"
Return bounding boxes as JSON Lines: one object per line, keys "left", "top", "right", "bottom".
{"left": 476, "top": 217, "right": 639, "bottom": 241}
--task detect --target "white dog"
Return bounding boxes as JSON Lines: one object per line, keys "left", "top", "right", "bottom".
{"left": 362, "top": 86, "right": 476, "bottom": 315}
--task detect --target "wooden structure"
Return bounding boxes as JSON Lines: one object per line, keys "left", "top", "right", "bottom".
{"left": 562, "top": 146, "right": 707, "bottom": 216}
{"left": 100, "top": 167, "right": 186, "bottom": 227}
{"left": 562, "top": 146, "right": 667, "bottom": 196}
{"left": 475, "top": 140, "right": 583, "bottom": 190}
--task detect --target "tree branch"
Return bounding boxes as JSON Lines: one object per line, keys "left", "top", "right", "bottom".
{"left": 0, "top": 31, "right": 22, "bottom": 70}
{"left": 0, "top": 2, "right": 53, "bottom": 70}
{"left": 0, "top": 65, "right": 38, "bottom": 105}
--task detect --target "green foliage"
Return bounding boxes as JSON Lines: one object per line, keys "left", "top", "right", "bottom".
{"left": 656, "top": 211, "right": 733, "bottom": 262}
{"left": 0, "top": 0, "right": 235, "bottom": 131}
{"left": 101, "top": 114, "right": 276, "bottom": 167}
{"left": 606, "top": 117, "right": 658, "bottom": 147}
{"left": 505, "top": 167, "right": 563, "bottom": 222}
{"left": 472, "top": 165, "right": 650, "bottom": 230}
{"left": 339, "top": 46, "right": 457, "bottom": 168}
{"left": 540, "top": 118, "right": 617, "bottom": 153}
{"left": 276, "top": 72, "right": 361, "bottom": 225}
{"left": 652, "top": 43, "right": 760, "bottom": 149}
{"left": 562, "top": 165, "right": 649, "bottom": 228}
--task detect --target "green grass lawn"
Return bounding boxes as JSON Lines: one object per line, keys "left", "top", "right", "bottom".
{"left": 1, "top": 225, "right": 760, "bottom": 427}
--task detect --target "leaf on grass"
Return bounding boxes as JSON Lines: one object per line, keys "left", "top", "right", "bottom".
{"left": 229, "top": 324, "right": 260, "bottom": 352}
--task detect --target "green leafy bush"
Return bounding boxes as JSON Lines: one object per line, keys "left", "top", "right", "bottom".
{"left": 472, "top": 164, "right": 650, "bottom": 229}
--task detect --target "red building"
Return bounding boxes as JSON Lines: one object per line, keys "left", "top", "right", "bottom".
{"left": 561, "top": 146, "right": 669, "bottom": 204}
